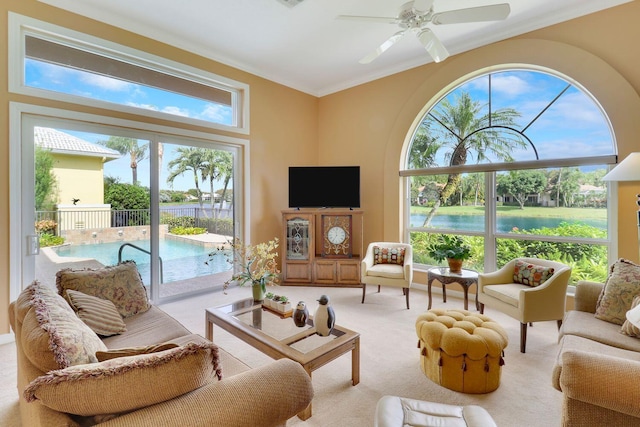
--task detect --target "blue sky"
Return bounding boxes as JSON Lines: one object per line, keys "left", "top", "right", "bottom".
{"left": 426, "top": 70, "right": 614, "bottom": 166}
{"left": 26, "top": 59, "right": 234, "bottom": 191}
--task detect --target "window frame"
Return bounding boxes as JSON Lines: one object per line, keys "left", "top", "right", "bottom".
{"left": 402, "top": 66, "right": 619, "bottom": 276}
{"left": 8, "top": 13, "right": 250, "bottom": 135}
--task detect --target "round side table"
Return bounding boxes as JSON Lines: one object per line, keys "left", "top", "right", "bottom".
{"left": 427, "top": 267, "right": 479, "bottom": 311}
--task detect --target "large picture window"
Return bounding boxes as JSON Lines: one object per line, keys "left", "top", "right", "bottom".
{"left": 403, "top": 68, "right": 616, "bottom": 284}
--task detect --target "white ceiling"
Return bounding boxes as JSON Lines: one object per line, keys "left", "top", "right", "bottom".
{"left": 39, "top": 0, "right": 631, "bottom": 97}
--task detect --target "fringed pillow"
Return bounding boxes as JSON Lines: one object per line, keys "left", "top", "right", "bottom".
{"left": 21, "top": 281, "right": 106, "bottom": 372}
{"left": 56, "top": 261, "right": 150, "bottom": 318}
{"left": 24, "top": 342, "right": 222, "bottom": 416}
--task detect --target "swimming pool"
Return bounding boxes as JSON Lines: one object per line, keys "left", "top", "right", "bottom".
{"left": 53, "top": 239, "right": 231, "bottom": 283}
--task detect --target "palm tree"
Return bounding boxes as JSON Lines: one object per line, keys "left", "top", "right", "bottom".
{"left": 166, "top": 147, "right": 207, "bottom": 209}
{"left": 99, "top": 136, "right": 148, "bottom": 185}
{"left": 417, "top": 91, "right": 527, "bottom": 226}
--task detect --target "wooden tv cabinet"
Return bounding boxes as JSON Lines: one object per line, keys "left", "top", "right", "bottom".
{"left": 281, "top": 209, "right": 363, "bottom": 287}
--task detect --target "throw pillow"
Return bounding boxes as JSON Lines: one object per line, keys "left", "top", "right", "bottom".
{"left": 596, "top": 259, "right": 640, "bottom": 325}
{"left": 22, "top": 281, "right": 107, "bottom": 372}
{"left": 96, "top": 343, "right": 179, "bottom": 361}
{"left": 24, "top": 342, "right": 222, "bottom": 416}
{"left": 63, "top": 289, "right": 127, "bottom": 337}
{"left": 373, "top": 246, "right": 405, "bottom": 265}
{"left": 620, "top": 295, "right": 640, "bottom": 338}
{"left": 56, "top": 261, "right": 150, "bottom": 318}
{"left": 513, "top": 260, "right": 555, "bottom": 287}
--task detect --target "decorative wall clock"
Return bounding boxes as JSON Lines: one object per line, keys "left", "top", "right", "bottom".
{"left": 321, "top": 214, "right": 352, "bottom": 258}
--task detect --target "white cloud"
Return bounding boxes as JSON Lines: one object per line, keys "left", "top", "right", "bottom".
{"left": 489, "top": 74, "right": 531, "bottom": 97}
{"left": 79, "top": 73, "right": 133, "bottom": 92}
{"left": 162, "top": 106, "right": 191, "bottom": 117}
{"left": 200, "top": 103, "right": 232, "bottom": 124}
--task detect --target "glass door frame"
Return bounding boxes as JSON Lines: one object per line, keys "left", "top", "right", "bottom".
{"left": 10, "top": 102, "right": 249, "bottom": 305}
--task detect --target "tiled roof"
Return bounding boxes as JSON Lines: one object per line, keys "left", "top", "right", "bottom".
{"left": 34, "top": 127, "right": 121, "bottom": 160}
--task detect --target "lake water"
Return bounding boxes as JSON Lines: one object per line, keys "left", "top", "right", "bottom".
{"left": 410, "top": 213, "right": 607, "bottom": 233}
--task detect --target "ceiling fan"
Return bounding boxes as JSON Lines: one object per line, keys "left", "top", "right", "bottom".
{"left": 337, "top": 1, "right": 511, "bottom": 64}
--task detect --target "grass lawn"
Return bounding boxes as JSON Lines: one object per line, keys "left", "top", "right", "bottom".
{"left": 410, "top": 205, "right": 607, "bottom": 220}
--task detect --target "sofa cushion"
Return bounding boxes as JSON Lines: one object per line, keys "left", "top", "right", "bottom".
{"left": 513, "top": 259, "right": 554, "bottom": 287}
{"left": 595, "top": 258, "right": 640, "bottom": 325}
{"left": 366, "top": 263, "right": 405, "bottom": 279}
{"left": 482, "top": 283, "right": 527, "bottom": 307}
{"left": 101, "top": 306, "right": 193, "bottom": 349}
{"left": 620, "top": 295, "right": 640, "bottom": 338}
{"left": 96, "top": 343, "right": 178, "bottom": 361}
{"left": 373, "top": 246, "right": 405, "bottom": 265}
{"left": 56, "top": 261, "right": 150, "bottom": 318}
{"left": 21, "top": 281, "right": 107, "bottom": 372}
{"left": 560, "top": 310, "right": 640, "bottom": 353}
{"left": 63, "top": 289, "right": 127, "bottom": 337}
{"left": 24, "top": 342, "right": 222, "bottom": 416}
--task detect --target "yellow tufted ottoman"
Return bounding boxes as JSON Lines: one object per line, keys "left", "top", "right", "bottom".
{"left": 415, "top": 308, "right": 508, "bottom": 393}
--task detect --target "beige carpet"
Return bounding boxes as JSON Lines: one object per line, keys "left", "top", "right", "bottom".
{"left": 0, "top": 284, "right": 562, "bottom": 426}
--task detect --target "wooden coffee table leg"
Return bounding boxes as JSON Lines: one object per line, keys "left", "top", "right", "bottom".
{"left": 298, "top": 367, "right": 313, "bottom": 420}
{"left": 352, "top": 337, "right": 360, "bottom": 386}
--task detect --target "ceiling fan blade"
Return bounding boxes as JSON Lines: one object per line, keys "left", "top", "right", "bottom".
{"left": 412, "top": 0, "right": 435, "bottom": 14}
{"left": 432, "top": 3, "right": 511, "bottom": 25}
{"left": 416, "top": 28, "right": 449, "bottom": 63}
{"left": 336, "top": 15, "right": 399, "bottom": 25}
{"left": 359, "top": 31, "right": 406, "bottom": 64}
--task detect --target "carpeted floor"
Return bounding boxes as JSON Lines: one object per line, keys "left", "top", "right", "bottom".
{"left": 0, "top": 284, "right": 563, "bottom": 426}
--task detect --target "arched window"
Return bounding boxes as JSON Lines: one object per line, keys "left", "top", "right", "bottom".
{"left": 403, "top": 68, "right": 616, "bottom": 284}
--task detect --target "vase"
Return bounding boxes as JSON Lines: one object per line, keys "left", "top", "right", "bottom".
{"left": 447, "top": 258, "right": 463, "bottom": 274}
{"left": 252, "top": 281, "right": 266, "bottom": 302}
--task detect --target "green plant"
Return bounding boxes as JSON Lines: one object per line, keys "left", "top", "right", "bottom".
{"left": 39, "top": 233, "right": 65, "bottom": 247}
{"left": 427, "top": 235, "right": 471, "bottom": 262}
{"left": 278, "top": 296, "right": 289, "bottom": 303}
{"left": 170, "top": 226, "right": 207, "bottom": 235}
{"left": 265, "top": 292, "right": 275, "bottom": 300}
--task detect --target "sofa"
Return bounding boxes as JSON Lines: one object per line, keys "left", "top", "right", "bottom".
{"left": 9, "top": 262, "right": 314, "bottom": 427}
{"left": 552, "top": 259, "right": 640, "bottom": 426}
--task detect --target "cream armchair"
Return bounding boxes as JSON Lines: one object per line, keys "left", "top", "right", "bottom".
{"left": 361, "top": 242, "right": 413, "bottom": 309}
{"left": 478, "top": 257, "right": 572, "bottom": 353}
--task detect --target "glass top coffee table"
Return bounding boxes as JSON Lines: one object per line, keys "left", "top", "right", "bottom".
{"left": 205, "top": 298, "right": 360, "bottom": 420}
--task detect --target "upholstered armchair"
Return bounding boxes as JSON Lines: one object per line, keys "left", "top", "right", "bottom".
{"left": 361, "top": 242, "right": 413, "bottom": 309}
{"left": 478, "top": 257, "right": 572, "bottom": 353}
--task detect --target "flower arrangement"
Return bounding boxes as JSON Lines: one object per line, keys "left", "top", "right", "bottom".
{"left": 207, "top": 237, "right": 281, "bottom": 293}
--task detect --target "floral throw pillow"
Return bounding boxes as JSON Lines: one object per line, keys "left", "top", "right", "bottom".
{"left": 373, "top": 246, "right": 405, "bottom": 265}
{"left": 596, "top": 259, "right": 640, "bottom": 325}
{"left": 513, "top": 260, "right": 555, "bottom": 287}
{"left": 56, "top": 261, "right": 150, "bottom": 318}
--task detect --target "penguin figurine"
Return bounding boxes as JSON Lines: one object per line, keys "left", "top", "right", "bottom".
{"left": 314, "top": 295, "right": 335, "bottom": 337}
{"left": 293, "top": 301, "right": 309, "bottom": 327}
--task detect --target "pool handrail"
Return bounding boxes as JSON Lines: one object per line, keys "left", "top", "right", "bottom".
{"left": 118, "top": 243, "right": 164, "bottom": 283}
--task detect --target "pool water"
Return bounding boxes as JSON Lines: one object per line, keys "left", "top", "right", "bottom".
{"left": 53, "top": 239, "right": 231, "bottom": 283}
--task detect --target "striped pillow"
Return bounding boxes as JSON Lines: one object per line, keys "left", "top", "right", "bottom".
{"left": 64, "top": 289, "right": 127, "bottom": 337}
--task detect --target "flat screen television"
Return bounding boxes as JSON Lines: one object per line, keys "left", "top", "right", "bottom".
{"left": 288, "top": 166, "right": 360, "bottom": 208}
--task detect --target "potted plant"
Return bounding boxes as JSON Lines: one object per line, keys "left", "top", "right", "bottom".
{"left": 206, "top": 237, "right": 280, "bottom": 301}
{"left": 427, "top": 235, "right": 471, "bottom": 273}
{"left": 265, "top": 292, "right": 275, "bottom": 308}
{"left": 276, "top": 295, "right": 291, "bottom": 313}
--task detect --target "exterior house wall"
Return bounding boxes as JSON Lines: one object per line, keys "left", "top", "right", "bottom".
{"left": 51, "top": 154, "right": 106, "bottom": 206}
{"left": 1, "top": 1, "right": 640, "bottom": 335}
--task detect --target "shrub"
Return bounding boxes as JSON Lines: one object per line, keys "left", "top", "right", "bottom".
{"left": 39, "top": 233, "right": 65, "bottom": 247}
{"left": 170, "top": 226, "right": 207, "bottom": 235}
